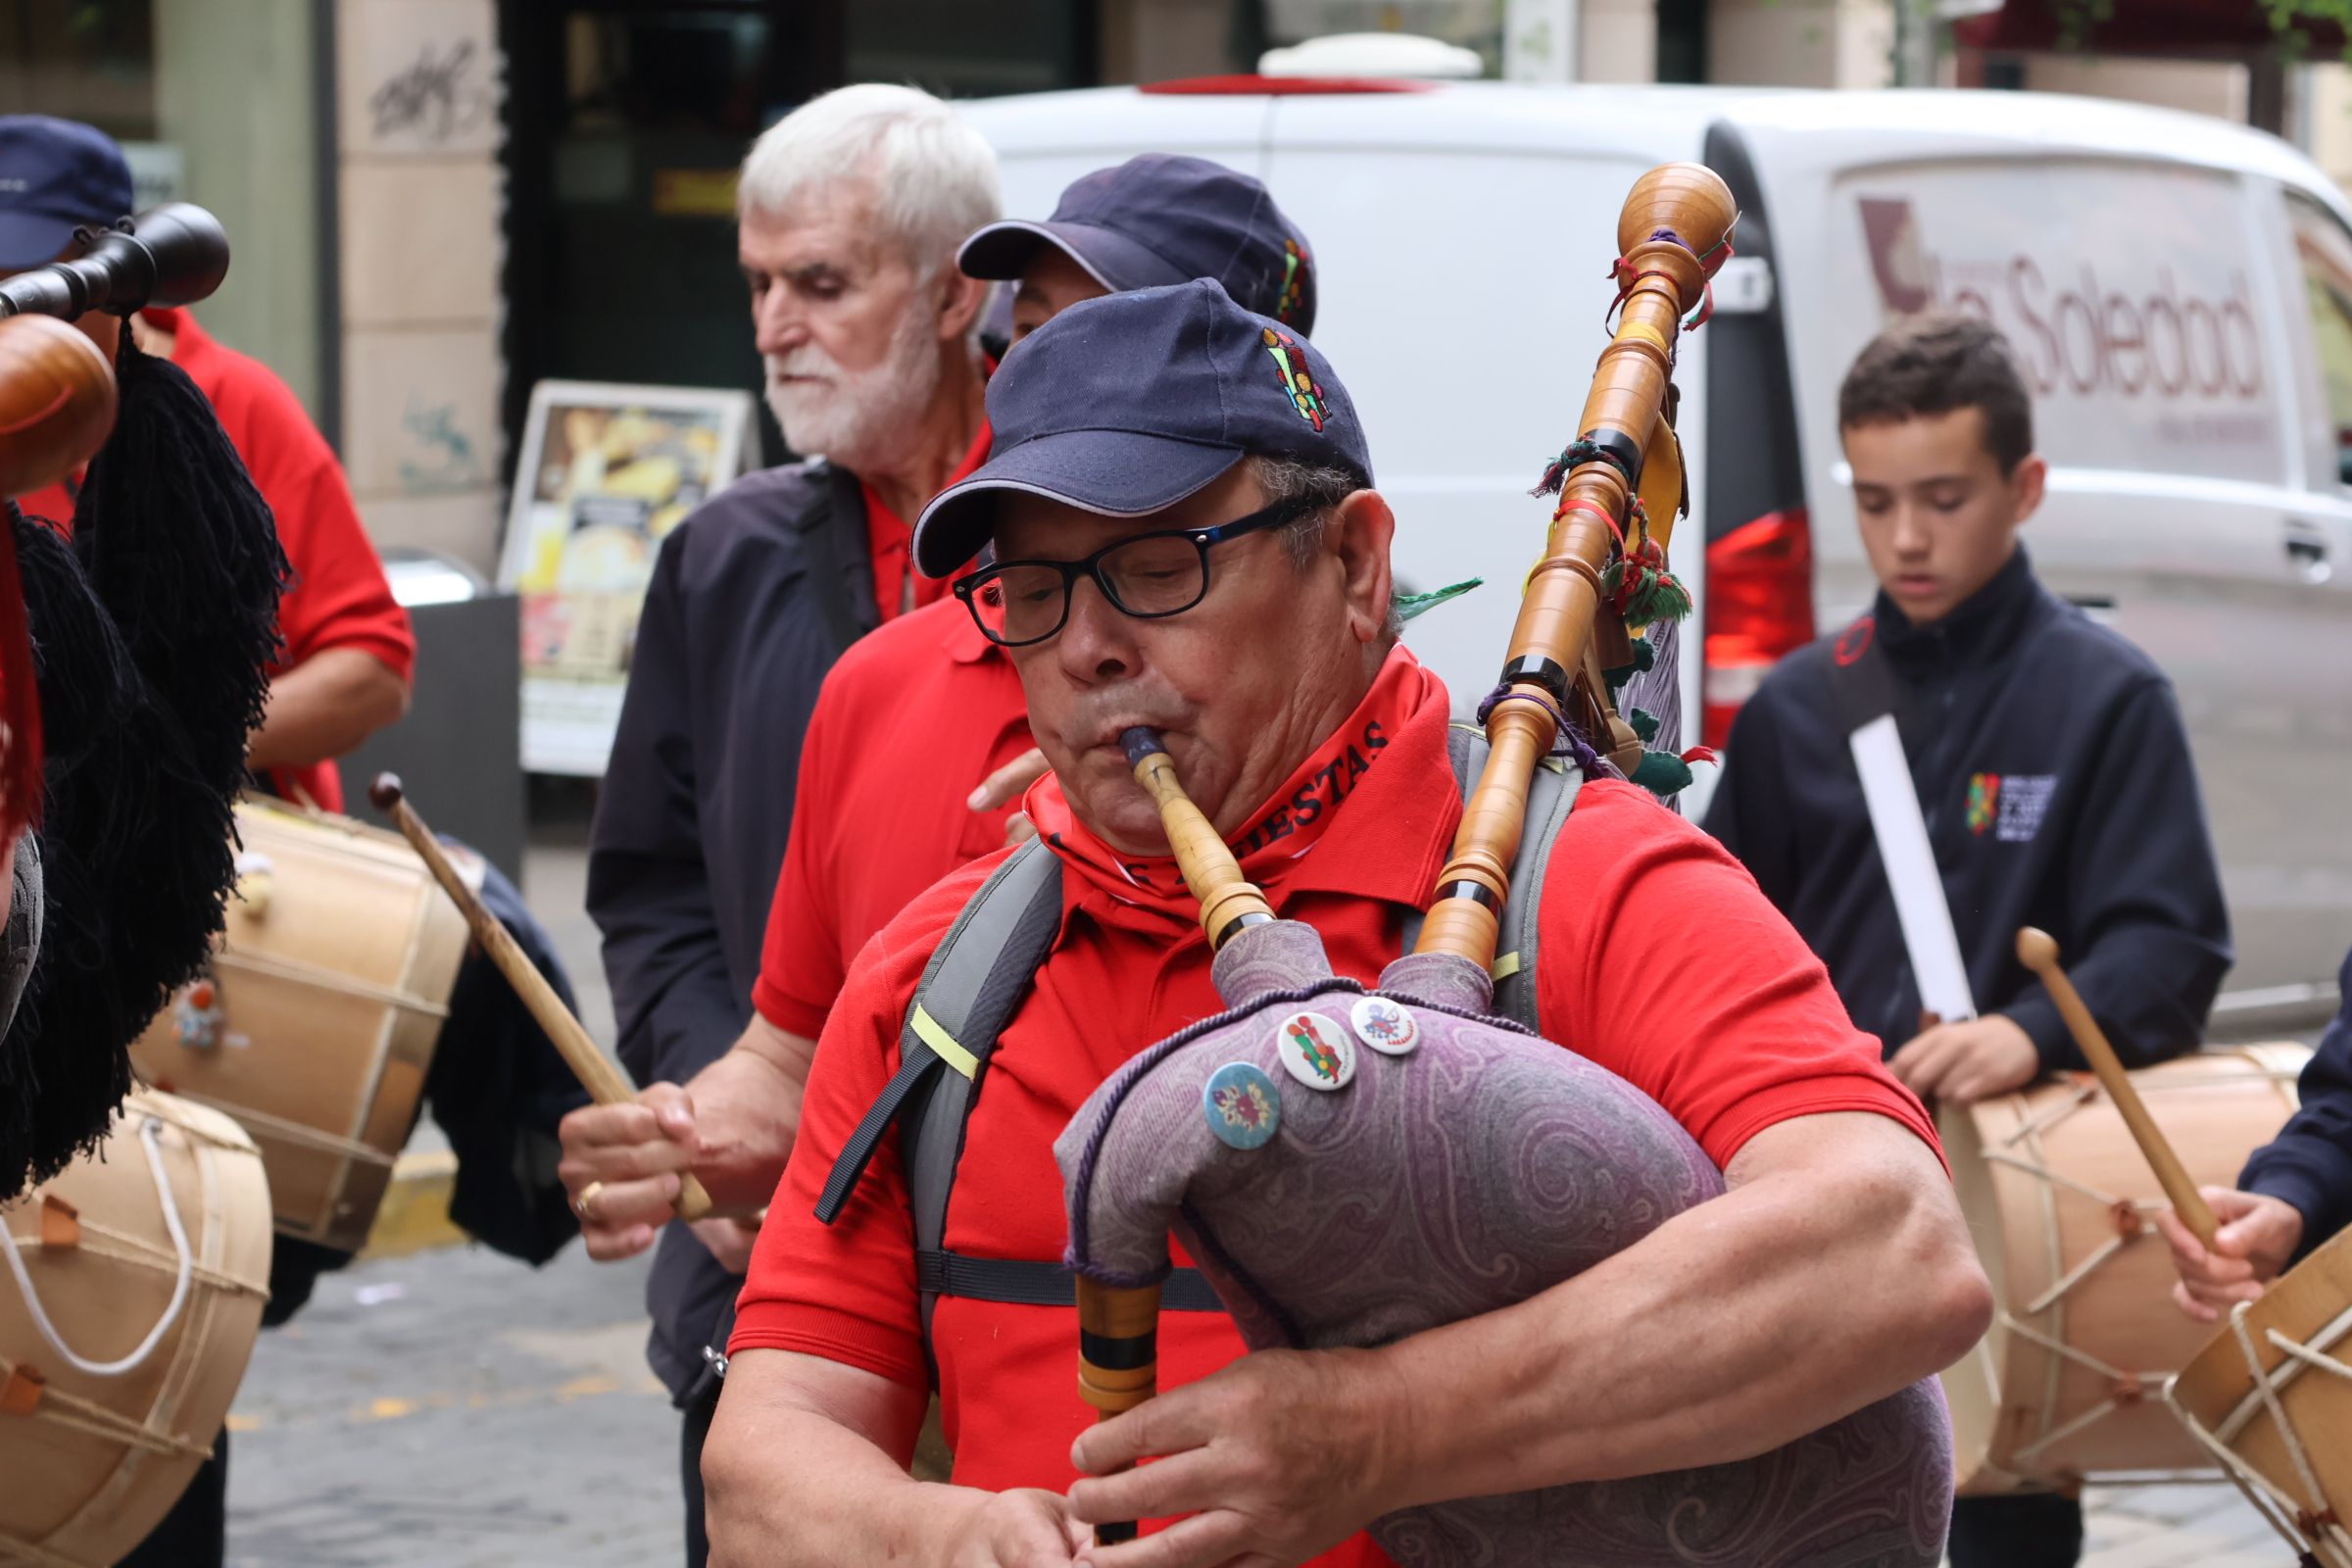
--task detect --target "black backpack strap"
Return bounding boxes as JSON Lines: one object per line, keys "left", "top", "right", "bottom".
{"left": 1396, "top": 725, "right": 1583, "bottom": 1030}
{"left": 800, "top": 460, "right": 879, "bottom": 658}
{"left": 814, "top": 840, "right": 1060, "bottom": 1226}
{"left": 916, "top": 1253, "right": 1224, "bottom": 1313}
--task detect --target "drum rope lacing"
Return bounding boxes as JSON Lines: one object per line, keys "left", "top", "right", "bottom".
{"left": 205, "top": 946, "right": 452, "bottom": 1018}
{"left": 1977, "top": 1062, "right": 2303, "bottom": 1475}
{"left": 152, "top": 1092, "right": 398, "bottom": 1169}
{"left": 1, "top": 1118, "right": 192, "bottom": 1377}
{"left": 2165, "top": 1303, "right": 2352, "bottom": 1567}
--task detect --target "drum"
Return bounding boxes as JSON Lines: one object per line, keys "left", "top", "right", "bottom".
{"left": 129, "top": 797, "right": 477, "bottom": 1253}
{"left": 2168, "top": 1224, "right": 2352, "bottom": 1566}
{"left": 0, "top": 1088, "right": 271, "bottom": 1566}
{"left": 1939, "top": 1045, "right": 2309, "bottom": 1494}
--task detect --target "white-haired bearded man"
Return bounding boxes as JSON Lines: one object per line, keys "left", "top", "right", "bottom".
{"left": 581, "top": 81, "right": 999, "bottom": 1566}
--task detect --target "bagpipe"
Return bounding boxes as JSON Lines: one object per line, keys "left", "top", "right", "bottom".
{"left": 1051, "top": 165, "right": 1954, "bottom": 1563}
{"left": 0, "top": 202, "right": 288, "bottom": 1200}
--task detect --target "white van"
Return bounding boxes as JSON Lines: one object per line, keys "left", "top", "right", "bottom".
{"left": 959, "top": 79, "right": 2352, "bottom": 1021}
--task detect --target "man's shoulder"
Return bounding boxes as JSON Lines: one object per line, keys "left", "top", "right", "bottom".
{"left": 667, "top": 458, "right": 849, "bottom": 553}
{"left": 825, "top": 598, "right": 963, "bottom": 688}
{"left": 840, "top": 848, "right": 1025, "bottom": 1016}
{"left": 2027, "top": 585, "right": 2170, "bottom": 695}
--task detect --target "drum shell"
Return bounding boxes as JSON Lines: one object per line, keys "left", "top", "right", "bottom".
{"left": 2170, "top": 1222, "right": 2352, "bottom": 1553}
{"left": 129, "top": 798, "right": 476, "bottom": 1252}
{"left": 1940, "top": 1046, "right": 2308, "bottom": 1493}
{"left": 0, "top": 1089, "right": 271, "bottom": 1565}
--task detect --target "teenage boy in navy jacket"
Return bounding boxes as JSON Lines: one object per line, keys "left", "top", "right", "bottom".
{"left": 1704, "top": 312, "right": 2231, "bottom": 1567}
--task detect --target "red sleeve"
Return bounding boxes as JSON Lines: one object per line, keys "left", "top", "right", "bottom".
{"left": 1537, "top": 780, "right": 1943, "bottom": 1172}
{"left": 751, "top": 677, "right": 851, "bottom": 1039}
{"left": 204, "top": 351, "right": 414, "bottom": 682}
{"left": 730, "top": 859, "right": 999, "bottom": 1388}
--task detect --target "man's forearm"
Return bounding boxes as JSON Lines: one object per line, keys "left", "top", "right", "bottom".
{"left": 1374, "top": 1114, "right": 1989, "bottom": 1508}
{"left": 705, "top": 1354, "right": 984, "bottom": 1568}
{"left": 248, "top": 647, "right": 410, "bottom": 770}
{"left": 683, "top": 1019, "right": 813, "bottom": 1210}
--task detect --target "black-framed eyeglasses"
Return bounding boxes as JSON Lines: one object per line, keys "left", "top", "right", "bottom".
{"left": 951, "top": 496, "right": 1315, "bottom": 648}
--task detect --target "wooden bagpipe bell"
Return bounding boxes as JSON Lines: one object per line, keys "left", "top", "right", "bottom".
{"left": 1052, "top": 166, "right": 1955, "bottom": 1566}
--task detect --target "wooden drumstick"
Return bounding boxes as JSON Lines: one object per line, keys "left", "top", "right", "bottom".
{"left": 2016, "top": 926, "right": 2217, "bottom": 1246}
{"left": 369, "top": 773, "right": 712, "bottom": 1222}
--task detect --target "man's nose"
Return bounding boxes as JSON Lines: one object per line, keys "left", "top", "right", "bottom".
{"left": 754, "top": 289, "right": 805, "bottom": 357}
{"left": 1055, "top": 576, "right": 1140, "bottom": 685}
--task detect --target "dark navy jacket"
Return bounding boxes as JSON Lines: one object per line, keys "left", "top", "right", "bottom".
{"left": 2243, "top": 950, "right": 2352, "bottom": 1261}
{"left": 588, "top": 460, "right": 875, "bottom": 1400}
{"left": 1702, "top": 548, "right": 2231, "bottom": 1067}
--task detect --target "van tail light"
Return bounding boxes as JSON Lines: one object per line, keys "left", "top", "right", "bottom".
{"left": 1701, "top": 508, "right": 1814, "bottom": 751}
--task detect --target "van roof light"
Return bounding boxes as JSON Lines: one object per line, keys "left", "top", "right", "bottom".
{"left": 1256, "top": 32, "right": 1483, "bottom": 78}
{"left": 1139, "top": 73, "right": 1436, "bottom": 96}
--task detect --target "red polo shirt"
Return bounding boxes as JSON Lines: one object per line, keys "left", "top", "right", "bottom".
{"left": 863, "top": 418, "right": 993, "bottom": 624}
{"left": 732, "top": 652, "right": 1937, "bottom": 1559}
{"left": 751, "top": 596, "right": 1032, "bottom": 1039}
{"left": 13, "top": 310, "right": 415, "bottom": 813}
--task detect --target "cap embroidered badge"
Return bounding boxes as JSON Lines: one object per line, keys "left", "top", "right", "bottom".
{"left": 1261, "top": 326, "right": 1329, "bottom": 431}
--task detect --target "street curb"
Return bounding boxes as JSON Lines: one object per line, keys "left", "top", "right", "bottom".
{"left": 361, "top": 1149, "right": 468, "bottom": 1260}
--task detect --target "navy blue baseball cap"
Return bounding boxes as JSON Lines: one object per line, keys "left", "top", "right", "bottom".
{"left": 958, "top": 154, "right": 1317, "bottom": 334}
{"left": 912, "top": 278, "right": 1369, "bottom": 577}
{"left": 0, "top": 117, "right": 134, "bottom": 273}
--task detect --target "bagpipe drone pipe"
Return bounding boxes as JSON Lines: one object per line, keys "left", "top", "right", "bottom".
{"left": 1052, "top": 165, "right": 1954, "bottom": 1567}
{"left": 0, "top": 202, "right": 287, "bottom": 1199}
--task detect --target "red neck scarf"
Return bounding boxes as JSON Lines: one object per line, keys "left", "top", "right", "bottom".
{"left": 1025, "top": 647, "right": 1443, "bottom": 923}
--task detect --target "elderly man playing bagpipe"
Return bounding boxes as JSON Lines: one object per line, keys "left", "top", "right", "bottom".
{"left": 702, "top": 262, "right": 1991, "bottom": 1568}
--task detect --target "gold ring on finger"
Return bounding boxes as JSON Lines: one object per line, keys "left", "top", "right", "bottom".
{"left": 575, "top": 1180, "right": 606, "bottom": 1223}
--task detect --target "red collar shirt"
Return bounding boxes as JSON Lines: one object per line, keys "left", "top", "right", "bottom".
{"left": 752, "top": 597, "right": 1032, "bottom": 1039}
{"left": 12, "top": 309, "right": 415, "bottom": 813}
{"left": 732, "top": 649, "right": 1937, "bottom": 1562}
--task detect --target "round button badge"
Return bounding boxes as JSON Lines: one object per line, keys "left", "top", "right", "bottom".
{"left": 1202, "top": 1061, "right": 1282, "bottom": 1151}
{"left": 1350, "top": 996, "right": 1420, "bottom": 1056}
{"left": 1273, "top": 1010, "right": 1355, "bottom": 1092}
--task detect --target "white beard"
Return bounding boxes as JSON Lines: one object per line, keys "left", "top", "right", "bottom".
{"left": 764, "top": 307, "right": 944, "bottom": 473}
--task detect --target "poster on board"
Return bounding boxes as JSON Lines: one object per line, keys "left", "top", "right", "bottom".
{"left": 499, "top": 380, "right": 760, "bottom": 776}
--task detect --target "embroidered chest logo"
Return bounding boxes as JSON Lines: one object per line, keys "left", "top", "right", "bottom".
{"left": 1260, "top": 326, "right": 1329, "bottom": 430}
{"left": 1969, "top": 772, "right": 2057, "bottom": 842}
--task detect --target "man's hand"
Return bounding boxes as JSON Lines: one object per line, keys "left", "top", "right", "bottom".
{"left": 557, "top": 1083, "right": 698, "bottom": 1261}
{"left": 942, "top": 1490, "right": 1089, "bottom": 1568}
{"left": 1888, "top": 1015, "right": 2039, "bottom": 1105}
{"left": 2155, "top": 1186, "right": 2306, "bottom": 1323}
{"left": 1066, "top": 1348, "right": 1395, "bottom": 1568}
{"left": 971, "top": 747, "right": 1049, "bottom": 847}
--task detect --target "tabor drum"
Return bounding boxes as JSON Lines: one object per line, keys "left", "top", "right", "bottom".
{"left": 1939, "top": 1045, "right": 2309, "bottom": 1494}
{"left": 129, "top": 797, "right": 477, "bottom": 1253}
{"left": 2168, "top": 1225, "right": 2352, "bottom": 1566}
{"left": 0, "top": 1089, "right": 270, "bottom": 1566}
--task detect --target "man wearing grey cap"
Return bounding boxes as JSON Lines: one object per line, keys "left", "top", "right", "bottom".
{"left": 702, "top": 280, "right": 1985, "bottom": 1567}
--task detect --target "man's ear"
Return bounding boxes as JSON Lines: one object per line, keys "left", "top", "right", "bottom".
{"left": 937, "top": 269, "right": 991, "bottom": 344}
{"left": 1331, "top": 490, "right": 1396, "bottom": 646}
{"left": 2009, "top": 452, "right": 2047, "bottom": 529}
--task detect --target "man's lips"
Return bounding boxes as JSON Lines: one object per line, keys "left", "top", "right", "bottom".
{"left": 1894, "top": 573, "right": 1940, "bottom": 597}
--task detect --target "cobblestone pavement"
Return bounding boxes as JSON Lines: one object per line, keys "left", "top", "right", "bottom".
{"left": 226, "top": 1243, "right": 680, "bottom": 1567}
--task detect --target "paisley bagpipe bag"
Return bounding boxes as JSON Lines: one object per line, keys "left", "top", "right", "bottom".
{"left": 1050, "top": 165, "right": 1955, "bottom": 1566}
